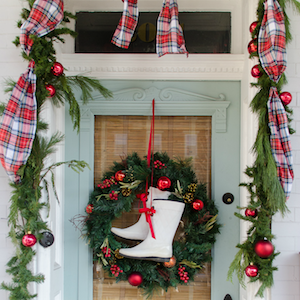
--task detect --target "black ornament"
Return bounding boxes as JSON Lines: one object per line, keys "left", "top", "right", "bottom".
{"left": 39, "top": 231, "right": 55, "bottom": 248}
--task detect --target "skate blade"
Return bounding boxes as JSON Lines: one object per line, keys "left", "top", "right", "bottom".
{"left": 111, "top": 232, "right": 145, "bottom": 241}
{"left": 120, "top": 253, "right": 170, "bottom": 263}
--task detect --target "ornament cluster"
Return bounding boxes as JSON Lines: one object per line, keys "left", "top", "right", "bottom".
{"left": 45, "top": 62, "right": 64, "bottom": 98}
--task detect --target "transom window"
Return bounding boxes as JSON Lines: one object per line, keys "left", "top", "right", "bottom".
{"left": 75, "top": 12, "right": 231, "bottom": 54}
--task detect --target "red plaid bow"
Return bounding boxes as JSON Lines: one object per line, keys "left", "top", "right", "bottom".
{"left": 20, "top": 0, "right": 64, "bottom": 55}
{"left": 258, "top": 0, "right": 293, "bottom": 199}
{"left": 268, "top": 87, "right": 294, "bottom": 199}
{"left": 111, "top": 0, "right": 139, "bottom": 49}
{"left": 156, "top": 0, "right": 188, "bottom": 57}
{"left": 0, "top": 61, "right": 37, "bottom": 182}
{"left": 258, "top": 0, "right": 286, "bottom": 82}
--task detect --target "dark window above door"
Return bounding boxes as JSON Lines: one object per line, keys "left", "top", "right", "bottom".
{"left": 75, "top": 12, "right": 231, "bottom": 54}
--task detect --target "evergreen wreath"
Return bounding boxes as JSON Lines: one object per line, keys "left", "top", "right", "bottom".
{"left": 84, "top": 152, "right": 220, "bottom": 297}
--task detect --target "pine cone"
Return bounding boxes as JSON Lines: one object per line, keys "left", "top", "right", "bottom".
{"left": 183, "top": 192, "right": 194, "bottom": 204}
{"left": 188, "top": 183, "right": 197, "bottom": 193}
{"left": 121, "top": 188, "right": 131, "bottom": 197}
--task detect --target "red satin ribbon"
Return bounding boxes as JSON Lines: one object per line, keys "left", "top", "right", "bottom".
{"left": 142, "top": 99, "right": 156, "bottom": 238}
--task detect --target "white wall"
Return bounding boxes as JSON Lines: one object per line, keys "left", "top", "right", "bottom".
{"left": 271, "top": 6, "right": 300, "bottom": 300}
{"left": 0, "top": 1, "right": 299, "bottom": 300}
{"left": 0, "top": 1, "right": 26, "bottom": 299}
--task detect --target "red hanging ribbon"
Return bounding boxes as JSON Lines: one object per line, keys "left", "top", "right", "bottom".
{"left": 141, "top": 99, "right": 156, "bottom": 238}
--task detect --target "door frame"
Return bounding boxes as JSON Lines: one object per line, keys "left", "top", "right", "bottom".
{"left": 64, "top": 80, "right": 241, "bottom": 300}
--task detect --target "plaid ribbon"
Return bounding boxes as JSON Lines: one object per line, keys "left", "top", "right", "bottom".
{"left": 20, "top": 0, "right": 64, "bottom": 55}
{"left": 0, "top": 61, "right": 37, "bottom": 182}
{"left": 258, "top": 0, "right": 293, "bottom": 199}
{"left": 258, "top": 0, "right": 286, "bottom": 83}
{"left": 268, "top": 87, "right": 294, "bottom": 199}
{"left": 156, "top": 0, "right": 188, "bottom": 57}
{"left": 111, "top": 0, "right": 139, "bottom": 49}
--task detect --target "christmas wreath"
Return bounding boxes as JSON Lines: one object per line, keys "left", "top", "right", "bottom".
{"left": 84, "top": 152, "right": 220, "bottom": 297}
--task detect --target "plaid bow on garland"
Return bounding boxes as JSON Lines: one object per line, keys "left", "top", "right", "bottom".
{"left": 111, "top": 0, "right": 138, "bottom": 49}
{"left": 0, "top": 61, "right": 37, "bottom": 182}
{"left": 111, "top": 0, "right": 188, "bottom": 57}
{"left": 0, "top": 0, "right": 64, "bottom": 181}
{"left": 258, "top": 0, "right": 293, "bottom": 199}
{"left": 156, "top": 0, "right": 188, "bottom": 57}
{"left": 20, "top": 0, "right": 64, "bottom": 55}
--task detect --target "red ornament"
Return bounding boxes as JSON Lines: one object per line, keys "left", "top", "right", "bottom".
{"left": 254, "top": 240, "right": 274, "bottom": 258}
{"left": 279, "top": 91, "right": 292, "bottom": 105}
{"left": 248, "top": 39, "right": 257, "bottom": 54}
{"left": 249, "top": 21, "right": 258, "bottom": 34}
{"left": 157, "top": 176, "right": 171, "bottom": 190}
{"left": 137, "top": 192, "right": 148, "bottom": 201}
{"left": 115, "top": 170, "right": 125, "bottom": 182}
{"left": 22, "top": 233, "right": 37, "bottom": 247}
{"left": 251, "top": 65, "right": 262, "bottom": 78}
{"left": 245, "top": 264, "right": 258, "bottom": 277}
{"left": 51, "top": 62, "right": 64, "bottom": 76}
{"left": 86, "top": 204, "right": 93, "bottom": 214}
{"left": 128, "top": 272, "right": 143, "bottom": 286}
{"left": 164, "top": 256, "right": 176, "bottom": 268}
{"left": 245, "top": 208, "right": 257, "bottom": 218}
{"left": 192, "top": 199, "right": 204, "bottom": 211}
{"left": 45, "top": 84, "right": 56, "bottom": 98}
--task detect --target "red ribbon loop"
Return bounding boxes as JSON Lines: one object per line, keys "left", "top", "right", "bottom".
{"left": 139, "top": 206, "right": 156, "bottom": 238}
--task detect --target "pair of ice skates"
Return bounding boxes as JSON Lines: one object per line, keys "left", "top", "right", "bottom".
{"left": 111, "top": 187, "right": 185, "bottom": 262}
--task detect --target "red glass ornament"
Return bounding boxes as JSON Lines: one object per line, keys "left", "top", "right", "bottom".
{"left": 51, "top": 62, "right": 64, "bottom": 76}
{"left": 46, "top": 84, "right": 56, "bottom": 98}
{"left": 249, "top": 21, "right": 258, "bottom": 34}
{"left": 251, "top": 65, "right": 262, "bottom": 78}
{"left": 164, "top": 256, "right": 176, "bottom": 268}
{"left": 128, "top": 272, "right": 143, "bottom": 286}
{"left": 248, "top": 39, "right": 257, "bottom": 54}
{"left": 254, "top": 240, "right": 274, "bottom": 258}
{"left": 245, "top": 208, "right": 257, "bottom": 218}
{"left": 86, "top": 204, "right": 93, "bottom": 214}
{"left": 245, "top": 264, "right": 258, "bottom": 277}
{"left": 115, "top": 170, "right": 125, "bottom": 182}
{"left": 22, "top": 233, "right": 37, "bottom": 247}
{"left": 157, "top": 176, "right": 171, "bottom": 190}
{"left": 192, "top": 199, "right": 204, "bottom": 211}
{"left": 279, "top": 91, "right": 292, "bottom": 106}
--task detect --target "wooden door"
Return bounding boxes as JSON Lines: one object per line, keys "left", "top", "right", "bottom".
{"left": 93, "top": 115, "right": 212, "bottom": 300}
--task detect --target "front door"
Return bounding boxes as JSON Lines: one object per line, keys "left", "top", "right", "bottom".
{"left": 64, "top": 80, "right": 240, "bottom": 300}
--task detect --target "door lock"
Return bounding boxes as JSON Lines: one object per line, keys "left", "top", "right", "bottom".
{"left": 222, "top": 193, "right": 234, "bottom": 205}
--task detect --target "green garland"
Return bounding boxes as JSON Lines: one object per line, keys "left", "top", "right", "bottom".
{"left": 0, "top": 2, "right": 111, "bottom": 299}
{"left": 228, "top": 0, "right": 300, "bottom": 297}
{"left": 84, "top": 152, "right": 220, "bottom": 298}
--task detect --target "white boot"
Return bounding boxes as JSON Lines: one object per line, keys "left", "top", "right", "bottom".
{"left": 119, "top": 198, "right": 185, "bottom": 262}
{"left": 111, "top": 187, "right": 170, "bottom": 240}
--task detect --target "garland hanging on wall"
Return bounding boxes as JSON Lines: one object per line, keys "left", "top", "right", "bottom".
{"left": 0, "top": 1, "right": 111, "bottom": 299}
{"left": 83, "top": 152, "right": 220, "bottom": 298}
{"left": 228, "top": 0, "right": 300, "bottom": 297}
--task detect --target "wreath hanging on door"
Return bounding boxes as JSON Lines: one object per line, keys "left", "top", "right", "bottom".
{"left": 84, "top": 152, "right": 220, "bottom": 297}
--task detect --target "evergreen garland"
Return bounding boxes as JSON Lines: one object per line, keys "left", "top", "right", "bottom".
{"left": 84, "top": 152, "right": 220, "bottom": 298}
{"left": 228, "top": 0, "right": 300, "bottom": 297}
{"left": 0, "top": 1, "right": 111, "bottom": 299}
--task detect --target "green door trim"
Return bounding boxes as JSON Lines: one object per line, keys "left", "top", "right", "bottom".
{"left": 64, "top": 80, "right": 240, "bottom": 300}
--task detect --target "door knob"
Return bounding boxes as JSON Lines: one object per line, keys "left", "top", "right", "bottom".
{"left": 222, "top": 193, "right": 234, "bottom": 204}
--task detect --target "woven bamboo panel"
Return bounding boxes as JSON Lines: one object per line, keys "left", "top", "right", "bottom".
{"left": 94, "top": 115, "right": 212, "bottom": 300}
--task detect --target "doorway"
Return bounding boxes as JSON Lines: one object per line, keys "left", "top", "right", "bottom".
{"left": 64, "top": 80, "right": 240, "bottom": 300}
